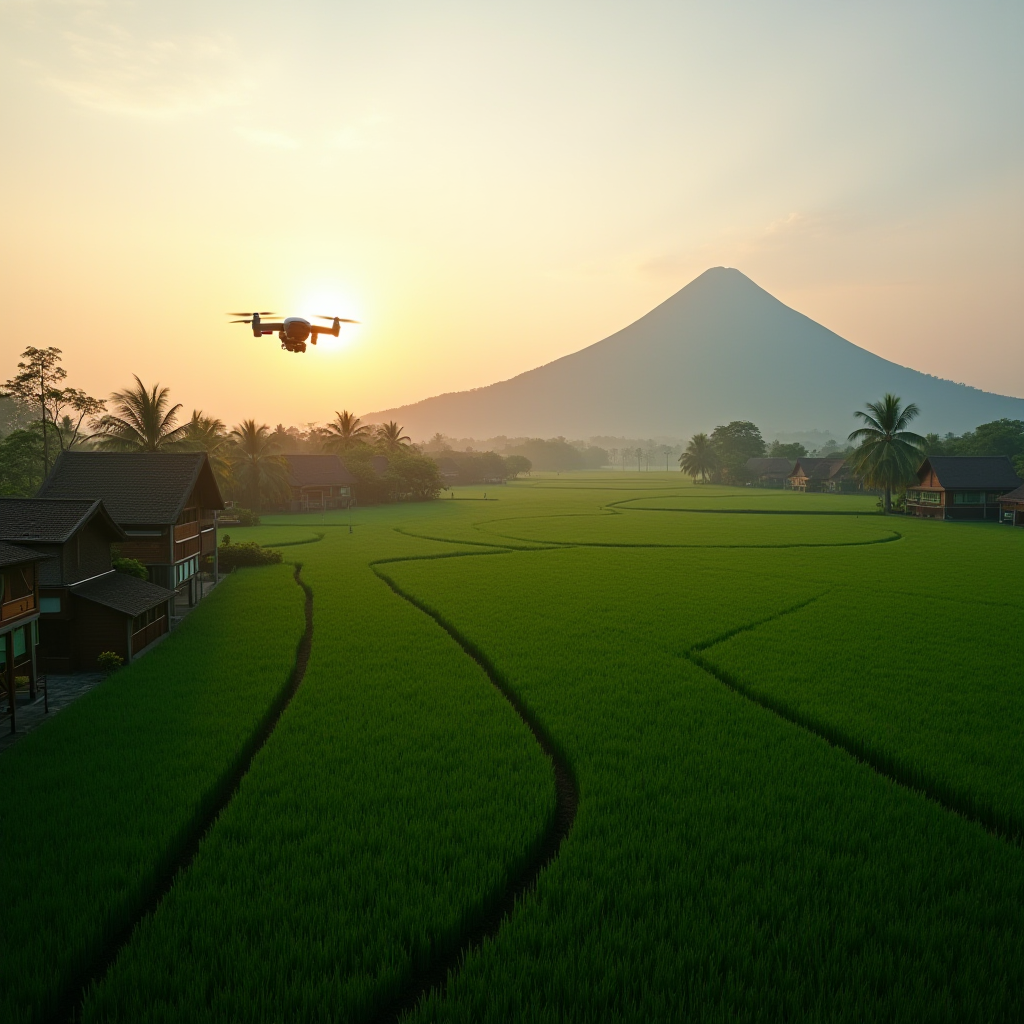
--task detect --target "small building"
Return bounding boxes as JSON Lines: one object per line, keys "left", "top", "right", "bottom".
{"left": 281, "top": 454, "right": 356, "bottom": 511}
{"left": 0, "top": 497, "right": 174, "bottom": 672}
{"left": 789, "top": 458, "right": 848, "bottom": 493}
{"left": 906, "top": 457, "right": 1022, "bottom": 521}
{"left": 38, "top": 452, "right": 223, "bottom": 609}
{"left": 745, "top": 457, "right": 795, "bottom": 488}
{"left": 1, "top": 541, "right": 45, "bottom": 733}
{"left": 998, "top": 483, "right": 1024, "bottom": 527}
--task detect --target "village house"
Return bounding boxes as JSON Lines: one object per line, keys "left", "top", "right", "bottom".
{"left": 0, "top": 541, "right": 45, "bottom": 734}
{"left": 745, "top": 457, "right": 796, "bottom": 488}
{"left": 788, "top": 458, "right": 849, "bottom": 493}
{"left": 0, "top": 498, "right": 174, "bottom": 673}
{"left": 281, "top": 454, "right": 356, "bottom": 511}
{"left": 999, "top": 483, "right": 1024, "bottom": 526}
{"left": 905, "top": 456, "right": 1021, "bottom": 521}
{"left": 37, "top": 452, "right": 224, "bottom": 610}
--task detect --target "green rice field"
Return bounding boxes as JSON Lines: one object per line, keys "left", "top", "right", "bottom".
{"left": 3, "top": 473, "right": 1022, "bottom": 1021}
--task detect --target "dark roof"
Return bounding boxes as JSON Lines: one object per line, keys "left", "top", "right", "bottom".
{"left": 37, "top": 452, "right": 224, "bottom": 524}
{"left": 283, "top": 454, "right": 356, "bottom": 487}
{"left": 999, "top": 483, "right": 1024, "bottom": 503}
{"left": 918, "top": 456, "right": 1021, "bottom": 490}
{"left": 746, "top": 457, "right": 795, "bottom": 476}
{"left": 791, "top": 458, "right": 847, "bottom": 480}
{"left": 0, "top": 498, "right": 124, "bottom": 544}
{"left": 71, "top": 571, "right": 174, "bottom": 617}
{"left": 0, "top": 541, "right": 48, "bottom": 569}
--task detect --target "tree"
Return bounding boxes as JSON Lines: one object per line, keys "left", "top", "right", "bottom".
{"left": 375, "top": 420, "right": 412, "bottom": 454}
{"left": 767, "top": 440, "right": 807, "bottom": 459}
{"left": 325, "top": 410, "right": 372, "bottom": 453}
{"left": 679, "top": 433, "right": 718, "bottom": 483}
{"left": 426, "top": 432, "right": 454, "bottom": 452}
{"left": 228, "top": 420, "right": 290, "bottom": 512}
{"left": 180, "top": 410, "right": 231, "bottom": 488}
{"left": 709, "top": 421, "right": 765, "bottom": 483}
{"left": 504, "top": 455, "right": 531, "bottom": 478}
{"left": 0, "top": 430, "right": 45, "bottom": 495}
{"left": 92, "top": 376, "right": 189, "bottom": 451}
{"left": 848, "top": 394, "right": 926, "bottom": 512}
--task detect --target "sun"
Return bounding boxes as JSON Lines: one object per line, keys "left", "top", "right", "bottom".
{"left": 295, "top": 287, "right": 363, "bottom": 351}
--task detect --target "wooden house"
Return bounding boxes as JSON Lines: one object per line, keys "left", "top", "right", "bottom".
{"left": 789, "top": 458, "right": 848, "bottom": 493}
{"left": 0, "top": 497, "right": 174, "bottom": 673}
{"left": 37, "top": 452, "right": 223, "bottom": 609}
{"left": 997, "top": 483, "right": 1024, "bottom": 527}
{"left": 0, "top": 541, "right": 45, "bottom": 734}
{"left": 281, "top": 454, "right": 356, "bottom": 511}
{"left": 906, "top": 457, "right": 1021, "bottom": 521}
{"left": 745, "top": 458, "right": 796, "bottom": 488}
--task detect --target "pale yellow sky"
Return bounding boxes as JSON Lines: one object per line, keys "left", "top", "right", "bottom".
{"left": 1, "top": 1, "right": 1021, "bottom": 432}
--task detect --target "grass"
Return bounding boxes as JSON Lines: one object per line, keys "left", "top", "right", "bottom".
{"left": 9, "top": 473, "right": 1022, "bottom": 1021}
{"left": 0, "top": 565, "right": 306, "bottom": 1024}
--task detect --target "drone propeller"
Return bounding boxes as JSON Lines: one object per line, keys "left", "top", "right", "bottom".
{"left": 227, "top": 311, "right": 276, "bottom": 317}
{"left": 314, "top": 314, "right": 360, "bottom": 323}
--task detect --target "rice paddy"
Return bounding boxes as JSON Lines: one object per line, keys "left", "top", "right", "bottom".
{"left": 4, "top": 474, "right": 1022, "bottom": 1021}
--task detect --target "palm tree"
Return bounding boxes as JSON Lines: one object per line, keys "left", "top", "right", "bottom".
{"left": 324, "top": 410, "right": 371, "bottom": 453}
{"left": 180, "top": 410, "right": 232, "bottom": 489}
{"left": 678, "top": 433, "right": 718, "bottom": 483}
{"left": 229, "top": 420, "right": 290, "bottom": 512}
{"left": 375, "top": 420, "right": 411, "bottom": 454}
{"left": 848, "top": 393, "right": 926, "bottom": 512}
{"left": 92, "top": 376, "right": 189, "bottom": 451}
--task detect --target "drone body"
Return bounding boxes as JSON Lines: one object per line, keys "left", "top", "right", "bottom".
{"left": 227, "top": 311, "right": 359, "bottom": 353}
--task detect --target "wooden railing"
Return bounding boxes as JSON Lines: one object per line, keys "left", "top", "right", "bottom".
{"left": 1, "top": 594, "right": 36, "bottom": 623}
{"left": 174, "top": 522, "right": 200, "bottom": 542}
{"left": 131, "top": 616, "right": 166, "bottom": 655}
{"left": 174, "top": 536, "right": 202, "bottom": 561}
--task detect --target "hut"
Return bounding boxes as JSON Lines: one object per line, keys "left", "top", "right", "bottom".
{"left": 905, "top": 457, "right": 1021, "bottom": 521}
{"left": 998, "top": 483, "right": 1024, "bottom": 526}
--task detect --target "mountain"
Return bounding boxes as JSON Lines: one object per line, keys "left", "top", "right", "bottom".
{"left": 363, "top": 268, "right": 1024, "bottom": 440}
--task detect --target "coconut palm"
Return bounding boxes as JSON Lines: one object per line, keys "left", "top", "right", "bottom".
{"left": 678, "top": 433, "right": 718, "bottom": 483}
{"left": 180, "top": 410, "right": 232, "bottom": 489}
{"left": 325, "top": 410, "right": 371, "bottom": 453}
{"left": 228, "top": 420, "right": 290, "bottom": 512}
{"left": 91, "top": 376, "right": 189, "bottom": 451}
{"left": 375, "top": 420, "right": 412, "bottom": 454}
{"left": 848, "top": 393, "right": 926, "bottom": 512}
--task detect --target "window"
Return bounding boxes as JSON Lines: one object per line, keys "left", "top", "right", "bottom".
{"left": 953, "top": 492, "right": 984, "bottom": 505}
{"left": 40, "top": 597, "right": 61, "bottom": 614}
{"left": 13, "top": 626, "right": 26, "bottom": 658}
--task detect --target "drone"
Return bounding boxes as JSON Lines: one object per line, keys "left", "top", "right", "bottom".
{"left": 227, "top": 311, "right": 359, "bottom": 354}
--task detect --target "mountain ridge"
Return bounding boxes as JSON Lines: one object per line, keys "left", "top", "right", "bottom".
{"left": 362, "top": 268, "right": 1024, "bottom": 439}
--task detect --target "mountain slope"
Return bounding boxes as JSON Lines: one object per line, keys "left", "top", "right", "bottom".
{"left": 364, "top": 268, "right": 1024, "bottom": 439}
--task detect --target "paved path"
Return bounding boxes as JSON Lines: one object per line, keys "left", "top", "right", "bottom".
{"left": 0, "top": 673, "right": 105, "bottom": 754}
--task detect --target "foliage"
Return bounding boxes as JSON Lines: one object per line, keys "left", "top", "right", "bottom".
{"left": 374, "top": 420, "right": 412, "bottom": 454}
{"left": 709, "top": 420, "right": 766, "bottom": 482}
{"left": 228, "top": 420, "right": 290, "bottom": 512}
{"left": 678, "top": 432, "right": 719, "bottom": 482}
{"left": 178, "top": 410, "right": 232, "bottom": 490}
{"left": 0, "top": 429, "right": 45, "bottom": 496}
{"left": 91, "top": 375, "right": 189, "bottom": 452}
{"left": 504, "top": 437, "right": 588, "bottom": 472}
{"left": 324, "top": 409, "right": 372, "bottom": 453}
{"left": 231, "top": 507, "right": 261, "bottom": 527}
{"left": 435, "top": 450, "right": 508, "bottom": 484}
{"left": 848, "top": 393, "right": 926, "bottom": 511}
{"left": 96, "top": 651, "right": 124, "bottom": 673}
{"left": 922, "top": 418, "right": 1024, "bottom": 462}
{"left": 342, "top": 446, "right": 445, "bottom": 503}
{"left": 767, "top": 440, "right": 808, "bottom": 459}
{"left": 217, "top": 541, "right": 284, "bottom": 570}
{"left": 0, "top": 567, "right": 306, "bottom": 1024}
{"left": 112, "top": 557, "right": 148, "bottom": 580}
{"left": 504, "top": 454, "right": 532, "bottom": 478}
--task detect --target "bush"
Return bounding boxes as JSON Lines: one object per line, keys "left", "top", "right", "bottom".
{"left": 112, "top": 558, "right": 148, "bottom": 580}
{"left": 342, "top": 448, "right": 445, "bottom": 503}
{"left": 235, "top": 508, "right": 261, "bottom": 527}
{"left": 218, "top": 542, "right": 283, "bottom": 571}
{"left": 96, "top": 651, "right": 124, "bottom": 674}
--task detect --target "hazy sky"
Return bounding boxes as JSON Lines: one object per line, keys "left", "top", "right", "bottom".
{"left": 1, "top": 1, "right": 1021, "bottom": 431}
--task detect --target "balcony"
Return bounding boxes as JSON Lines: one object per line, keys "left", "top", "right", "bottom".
{"left": 174, "top": 521, "right": 200, "bottom": 543}
{"left": 1, "top": 594, "right": 36, "bottom": 623}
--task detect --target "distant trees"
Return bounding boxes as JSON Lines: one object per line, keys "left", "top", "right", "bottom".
{"left": 179, "top": 410, "right": 231, "bottom": 489}
{"left": 709, "top": 421, "right": 766, "bottom": 483}
{"left": 848, "top": 394, "right": 925, "bottom": 513}
{"left": 504, "top": 437, "right": 604, "bottom": 472}
{"left": 325, "top": 410, "right": 372, "bottom": 453}
{"left": 374, "top": 420, "right": 412, "bottom": 454}
{"left": 767, "top": 440, "right": 807, "bottom": 459}
{"left": 679, "top": 433, "right": 718, "bottom": 483}
{"left": 228, "top": 420, "right": 290, "bottom": 512}
{"left": 504, "top": 455, "right": 532, "bottom": 478}
{"left": 922, "top": 418, "right": 1024, "bottom": 477}
{"left": 92, "top": 376, "right": 189, "bottom": 452}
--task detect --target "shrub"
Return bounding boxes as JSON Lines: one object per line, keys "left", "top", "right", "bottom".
{"left": 96, "top": 651, "right": 124, "bottom": 674}
{"left": 234, "top": 508, "right": 261, "bottom": 527}
{"left": 112, "top": 558, "right": 148, "bottom": 580}
{"left": 218, "top": 542, "right": 283, "bottom": 571}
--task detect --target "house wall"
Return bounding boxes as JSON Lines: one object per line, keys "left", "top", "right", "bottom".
{"left": 70, "top": 596, "right": 129, "bottom": 669}
{"left": 62, "top": 518, "right": 115, "bottom": 584}
{"left": 119, "top": 531, "right": 170, "bottom": 565}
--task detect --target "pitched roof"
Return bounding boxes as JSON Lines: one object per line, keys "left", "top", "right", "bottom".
{"left": 791, "top": 458, "right": 847, "bottom": 480}
{"left": 71, "top": 571, "right": 174, "bottom": 617}
{"left": 917, "top": 456, "right": 1021, "bottom": 490}
{"left": 0, "top": 541, "right": 48, "bottom": 569}
{"left": 283, "top": 454, "right": 356, "bottom": 487}
{"left": 0, "top": 498, "right": 124, "bottom": 544}
{"left": 746, "top": 457, "right": 795, "bottom": 475}
{"left": 999, "top": 483, "right": 1024, "bottom": 503}
{"left": 37, "top": 452, "right": 224, "bottom": 524}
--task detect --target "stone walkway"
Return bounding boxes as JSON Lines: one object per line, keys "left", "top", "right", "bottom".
{"left": 0, "top": 672, "right": 105, "bottom": 754}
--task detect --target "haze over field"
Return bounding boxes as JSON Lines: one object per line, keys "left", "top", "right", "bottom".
{"left": 364, "top": 268, "right": 1024, "bottom": 439}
